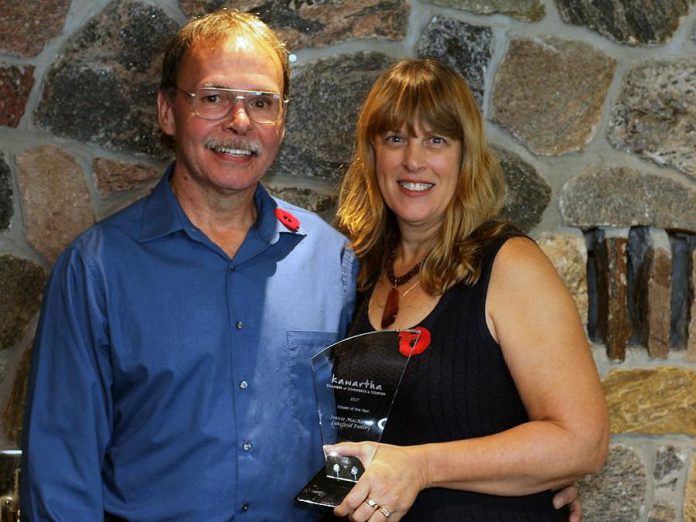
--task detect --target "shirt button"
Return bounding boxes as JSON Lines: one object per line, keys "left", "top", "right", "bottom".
{"left": 239, "top": 380, "right": 248, "bottom": 389}
{"left": 243, "top": 441, "right": 252, "bottom": 451}
{"left": 235, "top": 321, "right": 244, "bottom": 329}
{"left": 242, "top": 503, "right": 250, "bottom": 512}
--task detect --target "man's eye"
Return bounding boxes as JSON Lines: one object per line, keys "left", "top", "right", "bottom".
{"left": 200, "top": 93, "right": 223, "bottom": 105}
{"left": 250, "top": 96, "right": 272, "bottom": 110}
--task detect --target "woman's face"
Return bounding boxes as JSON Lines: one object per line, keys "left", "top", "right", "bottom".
{"left": 374, "top": 121, "right": 462, "bottom": 234}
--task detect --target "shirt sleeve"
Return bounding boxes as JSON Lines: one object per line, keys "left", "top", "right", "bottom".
{"left": 340, "top": 245, "right": 359, "bottom": 336}
{"left": 21, "top": 245, "right": 113, "bottom": 521}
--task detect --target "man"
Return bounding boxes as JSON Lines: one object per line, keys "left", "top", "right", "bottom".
{"left": 21, "top": 9, "right": 580, "bottom": 522}
{"left": 21, "top": 9, "right": 355, "bottom": 521}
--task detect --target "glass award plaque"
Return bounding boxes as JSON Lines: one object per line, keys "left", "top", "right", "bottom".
{"left": 296, "top": 329, "right": 420, "bottom": 508}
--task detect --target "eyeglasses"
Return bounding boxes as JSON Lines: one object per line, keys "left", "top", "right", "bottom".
{"left": 177, "top": 86, "right": 287, "bottom": 124}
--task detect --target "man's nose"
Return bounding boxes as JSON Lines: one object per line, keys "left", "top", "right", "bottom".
{"left": 226, "top": 100, "right": 252, "bottom": 132}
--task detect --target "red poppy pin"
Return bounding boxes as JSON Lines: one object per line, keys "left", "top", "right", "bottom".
{"left": 274, "top": 208, "right": 300, "bottom": 232}
{"left": 398, "top": 326, "right": 432, "bottom": 357}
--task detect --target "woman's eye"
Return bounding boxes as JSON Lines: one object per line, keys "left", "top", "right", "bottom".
{"left": 430, "top": 135, "right": 446, "bottom": 144}
{"left": 384, "top": 134, "right": 403, "bottom": 144}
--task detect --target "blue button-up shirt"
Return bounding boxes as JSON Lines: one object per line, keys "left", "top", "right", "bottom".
{"left": 21, "top": 167, "right": 357, "bottom": 521}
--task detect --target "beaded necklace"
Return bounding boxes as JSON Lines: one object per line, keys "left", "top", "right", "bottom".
{"left": 381, "top": 249, "right": 422, "bottom": 328}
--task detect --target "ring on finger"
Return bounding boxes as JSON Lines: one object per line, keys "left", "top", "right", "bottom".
{"left": 378, "top": 506, "right": 392, "bottom": 518}
{"left": 365, "top": 498, "right": 378, "bottom": 509}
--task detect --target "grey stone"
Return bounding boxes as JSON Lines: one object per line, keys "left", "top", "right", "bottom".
{"left": 495, "top": 147, "right": 550, "bottom": 232}
{"left": 0, "top": 352, "right": 8, "bottom": 390}
{"left": 265, "top": 182, "right": 337, "bottom": 222}
{"left": 0, "top": 154, "right": 11, "bottom": 231}
{"left": 35, "top": 0, "right": 178, "bottom": 159}
{"left": 0, "top": 255, "right": 46, "bottom": 352}
{"left": 668, "top": 233, "right": 695, "bottom": 351}
{"left": 608, "top": 59, "right": 696, "bottom": 180}
{"left": 265, "top": 183, "right": 337, "bottom": 215}
{"left": 578, "top": 444, "right": 647, "bottom": 522}
{"left": 492, "top": 37, "right": 615, "bottom": 156}
{"left": 417, "top": 17, "right": 493, "bottom": 107}
{"left": 654, "top": 445, "right": 686, "bottom": 483}
{"left": 559, "top": 165, "right": 696, "bottom": 232}
{"left": 181, "top": 1, "right": 409, "bottom": 50}
{"left": 271, "top": 52, "right": 394, "bottom": 181}
{"left": 555, "top": 0, "right": 690, "bottom": 46}
{"left": 421, "top": 0, "right": 544, "bottom": 21}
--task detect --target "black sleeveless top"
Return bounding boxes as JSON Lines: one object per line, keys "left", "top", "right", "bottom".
{"left": 348, "top": 235, "right": 569, "bottom": 521}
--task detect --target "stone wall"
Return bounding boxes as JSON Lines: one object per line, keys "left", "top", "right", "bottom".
{"left": 0, "top": 0, "right": 695, "bottom": 520}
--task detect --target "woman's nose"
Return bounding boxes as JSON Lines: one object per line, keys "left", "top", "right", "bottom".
{"left": 403, "top": 142, "right": 425, "bottom": 172}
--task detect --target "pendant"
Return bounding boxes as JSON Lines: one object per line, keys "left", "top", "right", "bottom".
{"left": 381, "top": 287, "right": 399, "bottom": 328}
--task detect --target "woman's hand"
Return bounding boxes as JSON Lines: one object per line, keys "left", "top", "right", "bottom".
{"left": 327, "top": 441, "right": 429, "bottom": 521}
{"left": 327, "top": 442, "right": 583, "bottom": 520}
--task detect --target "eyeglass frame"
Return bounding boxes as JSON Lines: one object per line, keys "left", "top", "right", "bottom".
{"left": 176, "top": 86, "right": 289, "bottom": 124}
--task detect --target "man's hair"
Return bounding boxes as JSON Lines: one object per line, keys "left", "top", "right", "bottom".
{"left": 160, "top": 9, "right": 289, "bottom": 96}
{"left": 335, "top": 58, "right": 508, "bottom": 294}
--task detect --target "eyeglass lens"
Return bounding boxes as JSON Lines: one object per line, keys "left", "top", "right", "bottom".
{"left": 192, "top": 89, "right": 282, "bottom": 123}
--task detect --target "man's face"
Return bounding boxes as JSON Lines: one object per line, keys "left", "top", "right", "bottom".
{"left": 158, "top": 35, "right": 285, "bottom": 199}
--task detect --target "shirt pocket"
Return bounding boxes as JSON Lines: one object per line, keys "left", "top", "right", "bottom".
{"left": 286, "top": 331, "right": 339, "bottom": 444}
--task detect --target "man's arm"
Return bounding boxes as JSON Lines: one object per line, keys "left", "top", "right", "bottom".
{"left": 21, "top": 246, "right": 113, "bottom": 521}
{"left": 339, "top": 245, "right": 359, "bottom": 335}
{"left": 553, "top": 483, "right": 582, "bottom": 521}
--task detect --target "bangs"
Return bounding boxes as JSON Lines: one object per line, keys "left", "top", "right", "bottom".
{"left": 366, "top": 70, "right": 463, "bottom": 140}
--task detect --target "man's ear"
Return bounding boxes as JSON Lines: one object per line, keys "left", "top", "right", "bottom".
{"left": 157, "top": 89, "right": 176, "bottom": 137}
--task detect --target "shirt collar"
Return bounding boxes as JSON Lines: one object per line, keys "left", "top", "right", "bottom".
{"left": 139, "top": 165, "right": 186, "bottom": 242}
{"left": 253, "top": 182, "right": 306, "bottom": 243}
{"left": 232, "top": 183, "right": 307, "bottom": 265}
{"left": 138, "top": 164, "right": 307, "bottom": 247}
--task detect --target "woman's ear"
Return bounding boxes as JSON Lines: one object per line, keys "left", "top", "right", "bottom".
{"left": 157, "top": 89, "right": 176, "bottom": 137}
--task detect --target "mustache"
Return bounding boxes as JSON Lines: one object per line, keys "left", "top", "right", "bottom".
{"left": 204, "top": 136, "right": 261, "bottom": 155}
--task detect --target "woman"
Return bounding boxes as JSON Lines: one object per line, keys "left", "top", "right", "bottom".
{"left": 329, "top": 59, "right": 609, "bottom": 521}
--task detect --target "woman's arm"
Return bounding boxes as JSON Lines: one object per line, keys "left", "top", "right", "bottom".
{"left": 419, "top": 236, "right": 608, "bottom": 494}
{"left": 332, "top": 237, "right": 608, "bottom": 520}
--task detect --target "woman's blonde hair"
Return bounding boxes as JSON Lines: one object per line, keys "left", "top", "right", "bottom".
{"left": 335, "top": 58, "right": 508, "bottom": 294}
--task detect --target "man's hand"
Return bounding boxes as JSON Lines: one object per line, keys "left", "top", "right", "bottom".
{"left": 552, "top": 483, "right": 581, "bottom": 522}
